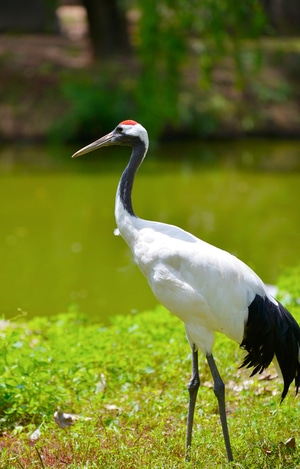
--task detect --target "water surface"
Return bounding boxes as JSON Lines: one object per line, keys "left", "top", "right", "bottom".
{"left": 0, "top": 139, "right": 299, "bottom": 323}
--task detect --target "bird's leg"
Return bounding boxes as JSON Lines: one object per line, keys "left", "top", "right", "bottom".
{"left": 185, "top": 344, "right": 200, "bottom": 462}
{"left": 206, "top": 353, "right": 233, "bottom": 462}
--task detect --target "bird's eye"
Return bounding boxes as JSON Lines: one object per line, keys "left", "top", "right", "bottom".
{"left": 116, "top": 126, "right": 123, "bottom": 133}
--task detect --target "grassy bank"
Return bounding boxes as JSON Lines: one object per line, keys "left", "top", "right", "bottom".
{"left": 1, "top": 266, "right": 300, "bottom": 468}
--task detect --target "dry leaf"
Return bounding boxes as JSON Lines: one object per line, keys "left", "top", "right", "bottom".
{"left": 54, "top": 410, "right": 92, "bottom": 428}
{"left": 54, "top": 410, "right": 80, "bottom": 428}
{"left": 262, "top": 446, "right": 272, "bottom": 455}
{"left": 104, "top": 404, "right": 119, "bottom": 412}
{"left": 95, "top": 373, "right": 107, "bottom": 393}
{"left": 258, "top": 371, "right": 277, "bottom": 381}
{"left": 284, "top": 437, "right": 296, "bottom": 450}
{"left": 29, "top": 427, "right": 41, "bottom": 445}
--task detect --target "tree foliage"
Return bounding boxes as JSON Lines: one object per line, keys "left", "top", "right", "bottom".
{"left": 134, "top": 0, "right": 267, "bottom": 136}
{"left": 52, "top": 0, "right": 268, "bottom": 141}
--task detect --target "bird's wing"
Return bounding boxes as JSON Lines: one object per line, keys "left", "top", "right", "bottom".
{"left": 133, "top": 221, "right": 268, "bottom": 346}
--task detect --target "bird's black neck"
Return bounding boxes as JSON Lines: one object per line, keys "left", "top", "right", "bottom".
{"left": 118, "top": 140, "right": 147, "bottom": 217}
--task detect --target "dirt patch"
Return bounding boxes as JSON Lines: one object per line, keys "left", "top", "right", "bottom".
{"left": 0, "top": 6, "right": 92, "bottom": 141}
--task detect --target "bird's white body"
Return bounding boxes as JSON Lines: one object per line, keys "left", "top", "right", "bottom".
{"left": 116, "top": 197, "right": 271, "bottom": 353}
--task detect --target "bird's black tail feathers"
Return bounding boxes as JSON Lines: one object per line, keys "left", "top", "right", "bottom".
{"left": 240, "top": 294, "right": 300, "bottom": 401}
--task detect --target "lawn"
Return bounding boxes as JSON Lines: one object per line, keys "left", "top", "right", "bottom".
{"left": 1, "top": 266, "right": 300, "bottom": 468}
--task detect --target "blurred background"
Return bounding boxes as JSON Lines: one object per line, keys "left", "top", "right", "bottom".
{"left": 0, "top": 0, "right": 299, "bottom": 323}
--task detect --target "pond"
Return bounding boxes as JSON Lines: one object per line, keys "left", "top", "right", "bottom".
{"left": 0, "top": 138, "right": 299, "bottom": 323}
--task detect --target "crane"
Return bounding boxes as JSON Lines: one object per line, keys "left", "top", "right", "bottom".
{"left": 72, "top": 120, "right": 300, "bottom": 462}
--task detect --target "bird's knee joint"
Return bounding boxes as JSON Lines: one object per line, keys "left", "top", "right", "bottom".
{"left": 188, "top": 376, "right": 200, "bottom": 392}
{"left": 213, "top": 379, "right": 225, "bottom": 399}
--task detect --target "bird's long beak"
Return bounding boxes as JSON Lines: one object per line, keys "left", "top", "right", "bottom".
{"left": 72, "top": 131, "right": 114, "bottom": 158}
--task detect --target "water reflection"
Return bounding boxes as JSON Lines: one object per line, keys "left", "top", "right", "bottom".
{"left": 0, "top": 139, "right": 299, "bottom": 322}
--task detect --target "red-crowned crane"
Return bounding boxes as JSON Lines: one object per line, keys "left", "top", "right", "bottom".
{"left": 72, "top": 120, "right": 300, "bottom": 462}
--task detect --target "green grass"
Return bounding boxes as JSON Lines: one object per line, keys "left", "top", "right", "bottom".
{"left": 1, "top": 266, "right": 300, "bottom": 468}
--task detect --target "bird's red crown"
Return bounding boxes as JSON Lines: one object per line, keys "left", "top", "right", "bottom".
{"left": 120, "top": 120, "right": 138, "bottom": 126}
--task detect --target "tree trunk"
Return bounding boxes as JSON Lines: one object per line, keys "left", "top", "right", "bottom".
{"left": 0, "top": 0, "right": 59, "bottom": 33}
{"left": 82, "top": 0, "right": 131, "bottom": 59}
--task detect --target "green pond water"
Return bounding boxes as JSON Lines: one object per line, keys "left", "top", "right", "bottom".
{"left": 0, "top": 139, "right": 299, "bottom": 323}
